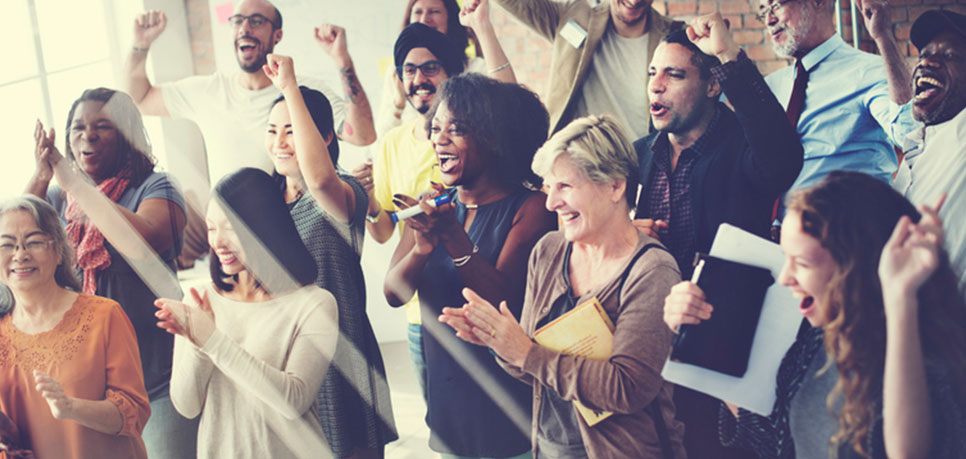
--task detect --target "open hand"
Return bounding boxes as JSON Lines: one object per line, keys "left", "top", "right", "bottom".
{"left": 263, "top": 53, "right": 297, "bottom": 92}
{"left": 441, "top": 288, "right": 533, "bottom": 366}
{"left": 33, "top": 371, "right": 73, "bottom": 420}
{"left": 133, "top": 10, "right": 167, "bottom": 49}
{"left": 879, "top": 194, "right": 945, "bottom": 307}
{"left": 155, "top": 287, "right": 217, "bottom": 347}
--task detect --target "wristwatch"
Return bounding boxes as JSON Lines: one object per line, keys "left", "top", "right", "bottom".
{"left": 366, "top": 210, "right": 382, "bottom": 224}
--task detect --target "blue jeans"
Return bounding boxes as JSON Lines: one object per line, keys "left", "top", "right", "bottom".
{"left": 142, "top": 394, "right": 199, "bottom": 459}
{"left": 408, "top": 323, "right": 428, "bottom": 403}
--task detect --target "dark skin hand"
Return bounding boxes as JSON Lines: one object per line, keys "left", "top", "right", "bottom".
{"left": 384, "top": 183, "right": 555, "bottom": 312}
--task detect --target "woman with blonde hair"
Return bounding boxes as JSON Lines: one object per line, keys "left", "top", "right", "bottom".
{"left": 442, "top": 115, "right": 687, "bottom": 458}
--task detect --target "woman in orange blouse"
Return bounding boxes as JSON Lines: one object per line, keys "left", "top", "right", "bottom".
{"left": 0, "top": 195, "right": 149, "bottom": 459}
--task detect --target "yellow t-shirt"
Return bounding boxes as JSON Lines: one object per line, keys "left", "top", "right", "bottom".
{"left": 372, "top": 117, "right": 441, "bottom": 324}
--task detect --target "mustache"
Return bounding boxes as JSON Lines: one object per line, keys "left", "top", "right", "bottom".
{"left": 235, "top": 35, "right": 261, "bottom": 48}
{"left": 409, "top": 83, "right": 436, "bottom": 96}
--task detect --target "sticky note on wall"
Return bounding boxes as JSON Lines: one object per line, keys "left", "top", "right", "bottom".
{"left": 215, "top": 2, "right": 233, "bottom": 24}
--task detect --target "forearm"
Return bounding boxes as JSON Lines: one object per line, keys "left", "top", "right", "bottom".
{"left": 365, "top": 204, "right": 395, "bottom": 244}
{"left": 24, "top": 175, "right": 50, "bottom": 200}
{"left": 473, "top": 21, "right": 516, "bottom": 83}
{"left": 883, "top": 293, "right": 931, "bottom": 459}
{"left": 169, "top": 335, "right": 214, "bottom": 419}
{"left": 282, "top": 85, "right": 352, "bottom": 221}
{"left": 202, "top": 329, "right": 326, "bottom": 420}
{"left": 123, "top": 47, "right": 153, "bottom": 106}
{"left": 877, "top": 36, "right": 913, "bottom": 105}
{"left": 441, "top": 229, "right": 519, "bottom": 307}
{"left": 334, "top": 57, "right": 376, "bottom": 146}
{"left": 384, "top": 245, "right": 430, "bottom": 307}
{"left": 65, "top": 398, "right": 123, "bottom": 435}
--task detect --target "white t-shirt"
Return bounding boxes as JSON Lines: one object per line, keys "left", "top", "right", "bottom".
{"left": 894, "top": 108, "right": 966, "bottom": 294}
{"left": 572, "top": 27, "right": 650, "bottom": 140}
{"left": 160, "top": 72, "right": 345, "bottom": 185}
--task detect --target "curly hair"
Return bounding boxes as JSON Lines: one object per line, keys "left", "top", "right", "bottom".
{"left": 64, "top": 88, "right": 157, "bottom": 186}
{"left": 786, "top": 171, "right": 966, "bottom": 456}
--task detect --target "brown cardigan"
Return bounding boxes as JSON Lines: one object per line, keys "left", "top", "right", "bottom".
{"left": 499, "top": 230, "right": 687, "bottom": 458}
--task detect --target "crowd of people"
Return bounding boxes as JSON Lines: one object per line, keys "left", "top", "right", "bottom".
{"left": 1, "top": 0, "right": 965, "bottom": 458}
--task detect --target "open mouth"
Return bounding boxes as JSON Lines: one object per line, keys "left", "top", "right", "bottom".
{"left": 914, "top": 75, "right": 945, "bottom": 102}
{"left": 560, "top": 211, "right": 580, "bottom": 223}
{"left": 650, "top": 102, "right": 668, "bottom": 117}
{"left": 437, "top": 153, "right": 459, "bottom": 174}
{"left": 798, "top": 296, "right": 815, "bottom": 315}
{"left": 10, "top": 267, "right": 37, "bottom": 275}
{"left": 216, "top": 251, "right": 238, "bottom": 266}
{"left": 410, "top": 84, "right": 436, "bottom": 99}
{"left": 236, "top": 38, "right": 259, "bottom": 56}
{"left": 274, "top": 151, "right": 294, "bottom": 161}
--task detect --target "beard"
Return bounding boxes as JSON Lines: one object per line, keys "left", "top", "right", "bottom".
{"left": 236, "top": 36, "right": 274, "bottom": 73}
{"left": 770, "top": 6, "right": 815, "bottom": 57}
{"left": 408, "top": 82, "right": 436, "bottom": 114}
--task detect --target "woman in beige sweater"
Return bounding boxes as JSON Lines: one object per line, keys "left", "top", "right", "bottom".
{"left": 155, "top": 168, "right": 338, "bottom": 458}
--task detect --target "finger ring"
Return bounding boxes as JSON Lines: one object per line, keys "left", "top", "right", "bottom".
{"left": 490, "top": 329, "right": 496, "bottom": 338}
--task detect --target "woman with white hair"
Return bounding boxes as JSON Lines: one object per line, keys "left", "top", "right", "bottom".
{"left": 441, "top": 115, "right": 687, "bottom": 458}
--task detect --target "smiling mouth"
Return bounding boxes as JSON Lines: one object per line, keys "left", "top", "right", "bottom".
{"left": 438, "top": 153, "right": 459, "bottom": 174}
{"left": 914, "top": 75, "right": 945, "bottom": 101}
{"left": 10, "top": 267, "right": 36, "bottom": 275}
{"left": 560, "top": 212, "right": 580, "bottom": 223}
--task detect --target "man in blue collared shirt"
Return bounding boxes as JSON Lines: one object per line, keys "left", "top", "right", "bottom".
{"left": 759, "top": 0, "right": 918, "bottom": 192}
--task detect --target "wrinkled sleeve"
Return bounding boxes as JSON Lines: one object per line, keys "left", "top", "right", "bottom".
{"left": 103, "top": 303, "right": 152, "bottom": 437}
{"left": 169, "top": 334, "right": 215, "bottom": 419}
{"left": 864, "top": 72, "right": 920, "bottom": 148}
{"left": 521, "top": 253, "right": 680, "bottom": 414}
{"left": 493, "top": 0, "right": 567, "bottom": 41}
{"left": 200, "top": 289, "right": 338, "bottom": 420}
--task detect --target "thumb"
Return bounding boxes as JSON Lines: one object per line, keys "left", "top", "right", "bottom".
{"left": 499, "top": 301, "right": 513, "bottom": 318}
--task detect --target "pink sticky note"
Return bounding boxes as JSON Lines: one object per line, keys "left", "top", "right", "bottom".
{"left": 215, "top": 2, "right": 234, "bottom": 24}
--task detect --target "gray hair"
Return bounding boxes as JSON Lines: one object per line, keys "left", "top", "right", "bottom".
{"left": 531, "top": 114, "right": 639, "bottom": 208}
{"left": 0, "top": 195, "right": 81, "bottom": 291}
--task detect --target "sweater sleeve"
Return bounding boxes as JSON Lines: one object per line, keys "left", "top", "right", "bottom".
{"left": 102, "top": 302, "right": 152, "bottom": 437}
{"left": 169, "top": 334, "right": 215, "bottom": 419}
{"left": 200, "top": 289, "right": 339, "bottom": 420}
{"left": 520, "top": 252, "right": 680, "bottom": 414}
{"left": 713, "top": 51, "right": 804, "bottom": 197}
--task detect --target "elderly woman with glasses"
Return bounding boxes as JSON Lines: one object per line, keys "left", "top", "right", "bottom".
{"left": 0, "top": 195, "right": 150, "bottom": 458}
{"left": 441, "top": 115, "right": 687, "bottom": 458}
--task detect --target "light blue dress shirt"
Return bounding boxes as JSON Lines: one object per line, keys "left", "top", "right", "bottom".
{"left": 765, "top": 35, "right": 919, "bottom": 192}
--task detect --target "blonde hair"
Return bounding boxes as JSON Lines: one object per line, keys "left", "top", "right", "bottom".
{"left": 532, "top": 114, "right": 639, "bottom": 208}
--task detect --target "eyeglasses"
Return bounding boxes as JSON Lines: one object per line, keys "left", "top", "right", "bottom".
{"left": 755, "top": 0, "right": 799, "bottom": 22}
{"left": 398, "top": 61, "right": 443, "bottom": 80}
{"left": 0, "top": 239, "right": 55, "bottom": 256}
{"left": 228, "top": 14, "right": 273, "bottom": 28}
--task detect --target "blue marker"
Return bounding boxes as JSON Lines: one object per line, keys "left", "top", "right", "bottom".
{"left": 391, "top": 192, "right": 455, "bottom": 223}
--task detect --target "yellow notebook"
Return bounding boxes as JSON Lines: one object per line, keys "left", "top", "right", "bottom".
{"left": 532, "top": 297, "right": 615, "bottom": 426}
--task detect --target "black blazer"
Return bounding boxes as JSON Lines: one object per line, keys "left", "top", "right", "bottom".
{"left": 635, "top": 55, "right": 804, "bottom": 274}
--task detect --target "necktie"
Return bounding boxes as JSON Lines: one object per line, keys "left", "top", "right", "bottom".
{"left": 785, "top": 59, "right": 809, "bottom": 127}
{"left": 772, "top": 60, "right": 809, "bottom": 242}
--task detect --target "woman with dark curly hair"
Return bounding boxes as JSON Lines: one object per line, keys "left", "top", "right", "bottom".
{"left": 666, "top": 171, "right": 966, "bottom": 458}
{"left": 24, "top": 87, "right": 191, "bottom": 458}
{"left": 384, "top": 73, "right": 556, "bottom": 458}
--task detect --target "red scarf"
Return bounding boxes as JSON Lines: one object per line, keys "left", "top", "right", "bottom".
{"left": 64, "top": 174, "right": 132, "bottom": 294}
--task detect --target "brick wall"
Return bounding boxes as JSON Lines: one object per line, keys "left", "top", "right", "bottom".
{"left": 182, "top": 0, "right": 965, "bottom": 100}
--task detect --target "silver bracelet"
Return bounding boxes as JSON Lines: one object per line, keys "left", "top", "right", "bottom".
{"left": 132, "top": 46, "right": 150, "bottom": 53}
{"left": 488, "top": 61, "right": 511, "bottom": 74}
{"left": 452, "top": 245, "right": 479, "bottom": 267}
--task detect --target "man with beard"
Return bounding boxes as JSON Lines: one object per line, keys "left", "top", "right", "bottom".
{"left": 494, "top": 0, "right": 680, "bottom": 138}
{"left": 893, "top": 10, "right": 966, "bottom": 294}
{"left": 636, "top": 19, "right": 802, "bottom": 458}
{"left": 123, "top": 0, "right": 376, "bottom": 186}
{"left": 759, "top": 0, "right": 916, "bottom": 195}
{"left": 364, "top": 23, "right": 464, "bottom": 401}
